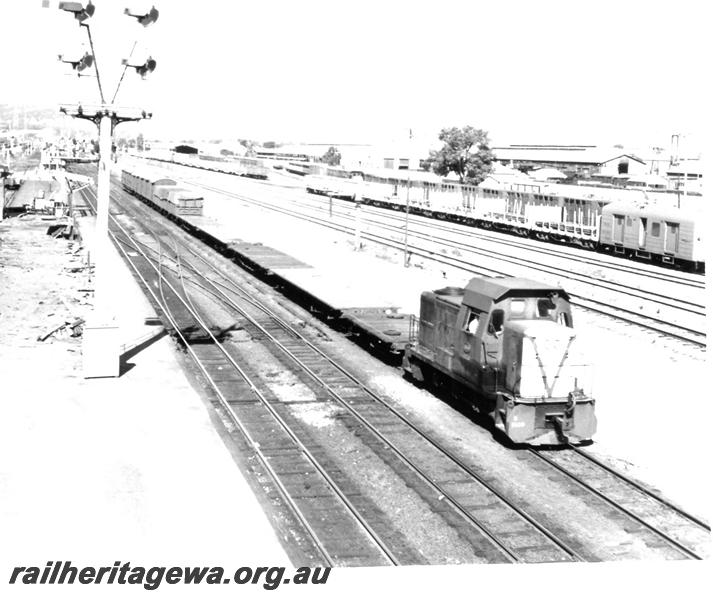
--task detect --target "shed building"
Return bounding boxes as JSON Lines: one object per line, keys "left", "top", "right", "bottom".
{"left": 492, "top": 145, "right": 647, "bottom": 178}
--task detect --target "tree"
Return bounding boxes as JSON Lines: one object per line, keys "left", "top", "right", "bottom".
{"left": 136, "top": 133, "right": 145, "bottom": 152}
{"left": 321, "top": 146, "right": 341, "bottom": 166}
{"left": 426, "top": 126, "right": 494, "bottom": 184}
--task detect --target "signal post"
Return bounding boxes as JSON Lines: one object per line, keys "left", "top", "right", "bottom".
{"left": 52, "top": 2, "right": 159, "bottom": 377}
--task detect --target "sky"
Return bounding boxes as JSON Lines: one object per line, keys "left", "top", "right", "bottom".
{"left": 1, "top": 0, "right": 708, "bottom": 151}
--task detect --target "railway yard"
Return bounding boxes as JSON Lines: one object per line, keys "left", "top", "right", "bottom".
{"left": 3, "top": 2, "right": 711, "bottom": 597}
{"left": 2, "top": 154, "right": 708, "bottom": 582}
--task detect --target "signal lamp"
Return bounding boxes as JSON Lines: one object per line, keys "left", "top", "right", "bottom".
{"left": 121, "top": 56, "right": 157, "bottom": 79}
{"left": 58, "top": 1, "right": 95, "bottom": 22}
{"left": 58, "top": 51, "right": 94, "bottom": 72}
{"left": 124, "top": 5, "right": 159, "bottom": 27}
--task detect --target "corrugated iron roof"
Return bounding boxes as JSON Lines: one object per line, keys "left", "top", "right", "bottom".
{"left": 529, "top": 167, "right": 567, "bottom": 180}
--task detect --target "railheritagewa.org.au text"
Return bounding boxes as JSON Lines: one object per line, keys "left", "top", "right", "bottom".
{"left": 9, "top": 561, "right": 330, "bottom": 591}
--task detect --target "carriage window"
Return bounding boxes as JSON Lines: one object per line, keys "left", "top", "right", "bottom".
{"left": 510, "top": 299, "right": 526, "bottom": 315}
{"left": 651, "top": 222, "right": 661, "bottom": 237}
{"left": 558, "top": 312, "right": 571, "bottom": 327}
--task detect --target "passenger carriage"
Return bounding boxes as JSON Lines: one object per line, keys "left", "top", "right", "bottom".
{"left": 599, "top": 200, "right": 705, "bottom": 271}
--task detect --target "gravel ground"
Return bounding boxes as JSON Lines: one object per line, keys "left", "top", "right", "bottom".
{"left": 287, "top": 401, "right": 487, "bottom": 564}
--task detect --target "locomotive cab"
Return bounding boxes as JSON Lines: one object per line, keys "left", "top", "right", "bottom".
{"left": 404, "top": 277, "right": 596, "bottom": 445}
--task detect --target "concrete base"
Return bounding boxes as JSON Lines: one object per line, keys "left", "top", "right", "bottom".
{"left": 82, "top": 322, "right": 120, "bottom": 378}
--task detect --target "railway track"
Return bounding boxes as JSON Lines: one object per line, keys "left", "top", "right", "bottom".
{"left": 164, "top": 176, "right": 706, "bottom": 347}
{"left": 526, "top": 446, "right": 710, "bottom": 560}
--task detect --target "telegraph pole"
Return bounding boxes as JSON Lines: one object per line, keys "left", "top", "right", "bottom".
{"left": 403, "top": 128, "right": 413, "bottom": 267}
{"left": 403, "top": 176, "right": 410, "bottom": 267}
{"left": 353, "top": 173, "right": 364, "bottom": 250}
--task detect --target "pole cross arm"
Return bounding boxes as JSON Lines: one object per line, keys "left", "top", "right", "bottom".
{"left": 59, "top": 104, "right": 152, "bottom": 128}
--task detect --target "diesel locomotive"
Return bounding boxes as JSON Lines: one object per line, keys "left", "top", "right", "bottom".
{"left": 403, "top": 277, "right": 596, "bottom": 445}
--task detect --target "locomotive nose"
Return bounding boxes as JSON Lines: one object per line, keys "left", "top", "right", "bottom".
{"left": 503, "top": 320, "right": 593, "bottom": 401}
{"left": 499, "top": 320, "right": 596, "bottom": 445}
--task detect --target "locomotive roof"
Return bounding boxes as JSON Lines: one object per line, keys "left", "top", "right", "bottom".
{"left": 462, "top": 277, "right": 568, "bottom": 312}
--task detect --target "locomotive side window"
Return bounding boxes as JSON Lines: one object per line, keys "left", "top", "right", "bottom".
{"left": 651, "top": 222, "right": 661, "bottom": 237}
{"left": 488, "top": 309, "right": 504, "bottom": 335}
{"left": 463, "top": 309, "right": 480, "bottom": 334}
{"left": 537, "top": 297, "right": 556, "bottom": 318}
{"left": 510, "top": 299, "right": 526, "bottom": 316}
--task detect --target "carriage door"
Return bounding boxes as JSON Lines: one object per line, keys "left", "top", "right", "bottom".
{"left": 613, "top": 214, "right": 625, "bottom": 245}
{"left": 638, "top": 217, "right": 647, "bottom": 248}
{"left": 664, "top": 222, "right": 680, "bottom": 254}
